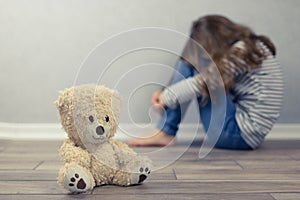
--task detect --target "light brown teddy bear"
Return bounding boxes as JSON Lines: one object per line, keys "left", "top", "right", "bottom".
{"left": 55, "top": 84, "right": 152, "bottom": 193}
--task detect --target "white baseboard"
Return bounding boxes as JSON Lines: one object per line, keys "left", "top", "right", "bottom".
{"left": 0, "top": 122, "right": 299, "bottom": 141}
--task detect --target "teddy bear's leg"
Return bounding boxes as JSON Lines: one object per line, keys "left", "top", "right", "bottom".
{"left": 122, "top": 156, "right": 152, "bottom": 185}
{"left": 58, "top": 162, "right": 95, "bottom": 193}
{"left": 111, "top": 171, "right": 131, "bottom": 186}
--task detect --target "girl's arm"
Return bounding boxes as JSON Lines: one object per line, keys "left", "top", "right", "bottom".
{"left": 162, "top": 73, "right": 205, "bottom": 109}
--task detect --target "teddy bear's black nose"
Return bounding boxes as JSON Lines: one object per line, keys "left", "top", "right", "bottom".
{"left": 96, "top": 125, "right": 105, "bottom": 135}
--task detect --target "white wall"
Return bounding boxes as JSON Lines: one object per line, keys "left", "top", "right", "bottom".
{"left": 0, "top": 0, "right": 299, "bottom": 124}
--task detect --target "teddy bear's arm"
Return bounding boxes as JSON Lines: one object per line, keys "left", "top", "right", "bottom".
{"left": 59, "top": 139, "right": 92, "bottom": 169}
{"left": 111, "top": 140, "right": 136, "bottom": 154}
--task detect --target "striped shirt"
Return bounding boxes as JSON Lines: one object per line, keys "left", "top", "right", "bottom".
{"left": 162, "top": 41, "right": 284, "bottom": 149}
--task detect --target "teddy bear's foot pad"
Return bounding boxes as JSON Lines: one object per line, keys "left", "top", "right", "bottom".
{"left": 129, "top": 164, "right": 151, "bottom": 185}
{"left": 138, "top": 167, "right": 150, "bottom": 183}
{"left": 138, "top": 175, "right": 147, "bottom": 183}
{"left": 68, "top": 173, "right": 87, "bottom": 190}
{"left": 62, "top": 166, "right": 93, "bottom": 193}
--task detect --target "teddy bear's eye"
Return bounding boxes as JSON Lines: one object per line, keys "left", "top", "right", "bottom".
{"left": 105, "top": 115, "right": 110, "bottom": 122}
{"left": 88, "top": 115, "right": 94, "bottom": 123}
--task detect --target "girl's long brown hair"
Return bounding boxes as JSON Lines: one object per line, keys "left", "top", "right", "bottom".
{"left": 180, "top": 15, "right": 276, "bottom": 100}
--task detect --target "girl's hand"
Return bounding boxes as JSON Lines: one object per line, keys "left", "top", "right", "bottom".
{"left": 151, "top": 91, "right": 165, "bottom": 115}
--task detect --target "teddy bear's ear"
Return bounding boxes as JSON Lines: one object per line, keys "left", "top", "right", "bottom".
{"left": 55, "top": 88, "right": 73, "bottom": 111}
{"left": 54, "top": 90, "right": 64, "bottom": 108}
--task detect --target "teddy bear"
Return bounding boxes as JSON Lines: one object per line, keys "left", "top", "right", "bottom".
{"left": 55, "top": 84, "right": 152, "bottom": 193}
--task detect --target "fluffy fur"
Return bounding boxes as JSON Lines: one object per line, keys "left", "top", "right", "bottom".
{"left": 56, "top": 84, "right": 152, "bottom": 193}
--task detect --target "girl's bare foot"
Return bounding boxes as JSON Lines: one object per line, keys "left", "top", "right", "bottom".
{"left": 128, "top": 129, "right": 176, "bottom": 147}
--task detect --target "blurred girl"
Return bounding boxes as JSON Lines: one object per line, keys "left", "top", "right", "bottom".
{"left": 129, "top": 15, "right": 283, "bottom": 150}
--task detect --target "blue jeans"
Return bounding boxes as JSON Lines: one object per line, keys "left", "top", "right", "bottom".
{"left": 157, "top": 60, "right": 252, "bottom": 150}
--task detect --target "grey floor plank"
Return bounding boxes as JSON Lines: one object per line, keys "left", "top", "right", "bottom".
{"left": 0, "top": 161, "right": 40, "bottom": 170}
{"left": 287, "top": 150, "right": 300, "bottom": 160}
{"left": 35, "top": 161, "right": 63, "bottom": 170}
{"left": 2, "top": 141, "right": 62, "bottom": 151}
{"left": 0, "top": 153, "right": 60, "bottom": 162}
{"left": 0, "top": 181, "right": 69, "bottom": 194}
{"left": 175, "top": 169, "right": 300, "bottom": 181}
{"left": 173, "top": 160, "right": 243, "bottom": 170}
{"left": 271, "top": 193, "right": 300, "bottom": 200}
{"left": 183, "top": 151, "right": 292, "bottom": 161}
{"left": 0, "top": 170, "right": 58, "bottom": 181}
{"left": 236, "top": 160, "right": 300, "bottom": 170}
{"left": 147, "top": 173, "right": 176, "bottom": 180}
{"left": 92, "top": 180, "right": 300, "bottom": 195}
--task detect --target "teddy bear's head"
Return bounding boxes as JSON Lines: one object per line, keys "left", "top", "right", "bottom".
{"left": 56, "top": 84, "right": 121, "bottom": 149}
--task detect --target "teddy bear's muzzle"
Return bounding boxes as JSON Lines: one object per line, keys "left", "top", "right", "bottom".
{"left": 96, "top": 125, "right": 105, "bottom": 135}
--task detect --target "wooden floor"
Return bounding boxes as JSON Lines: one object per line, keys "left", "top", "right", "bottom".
{"left": 0, "top": 139, "right": 300, "bottom": 200}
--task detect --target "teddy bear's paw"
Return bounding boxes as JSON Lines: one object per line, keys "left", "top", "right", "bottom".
{"left": 130, "top": 162, "right": 152, "bottom": 185}
{"left": 63, "top": 167, "right": 94, "bottom": 193}
{"left": 68, "top": 173, "right": 87, "bottom": 191}
{"left": 137, "top": 166, "right": 151, "bottom": 183}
